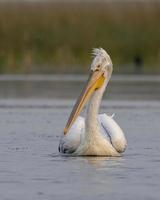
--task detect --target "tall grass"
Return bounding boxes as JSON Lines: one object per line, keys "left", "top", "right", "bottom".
{"left": 0, "top": 1, "right": 159, "bottom": 74}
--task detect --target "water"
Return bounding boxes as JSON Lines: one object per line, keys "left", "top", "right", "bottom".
{"left": 0, "top": 75, "right": 160, "bottom": 200}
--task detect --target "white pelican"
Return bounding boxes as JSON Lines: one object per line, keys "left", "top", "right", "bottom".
{"left": 59, "top": 48, "right": 127, "bottom": 156}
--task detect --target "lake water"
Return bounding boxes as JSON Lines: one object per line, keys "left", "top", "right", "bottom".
{"left": 0, "top": 75, "right": 160, "bottom": 200}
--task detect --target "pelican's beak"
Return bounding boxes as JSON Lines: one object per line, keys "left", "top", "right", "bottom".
{"left": 64, "top": 70, "right": 105, "bottom": 135}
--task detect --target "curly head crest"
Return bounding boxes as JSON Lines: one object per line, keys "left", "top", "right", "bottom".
{"left": 91, "top": 48, "right": 112, "bottom": 71}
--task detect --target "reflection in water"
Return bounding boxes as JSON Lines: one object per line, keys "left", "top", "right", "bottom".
{"left": 50, "top": 152, "right": 125, "bottom": 169}
{"left": 66, "top": 156, "right": 125, "bottom": 169}
{"left": 85, "top": 156, "right": 125, "bottom": 168}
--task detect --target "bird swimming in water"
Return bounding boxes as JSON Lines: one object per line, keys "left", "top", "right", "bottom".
{"left": 59, "top": 48, "right": 127, "bottom": 156}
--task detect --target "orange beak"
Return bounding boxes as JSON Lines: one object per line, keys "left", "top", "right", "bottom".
{"left": 64, "top": 70, "right": 105, "bottom": 135}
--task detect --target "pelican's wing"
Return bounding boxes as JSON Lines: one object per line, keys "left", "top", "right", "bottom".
{"left": 98, "top": 114, "right": 127, "bottom": 153}
{"left": 59, "top": 116, "right": 85, "bottom": 154}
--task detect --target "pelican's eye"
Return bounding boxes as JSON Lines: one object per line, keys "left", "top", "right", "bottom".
{"left": 95, "top": 65, "right": 101, "bottom": 71}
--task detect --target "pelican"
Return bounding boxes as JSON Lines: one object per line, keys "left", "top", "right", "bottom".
{"left": 59, "top": 48, "right": 127, "bottom": 156}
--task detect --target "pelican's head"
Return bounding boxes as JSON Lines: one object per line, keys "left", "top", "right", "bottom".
{"left": 91, "top": 48, "right": 113, "bottom": 80}
{"left": 64, "top": 48, "right": 113, "bottom": 135}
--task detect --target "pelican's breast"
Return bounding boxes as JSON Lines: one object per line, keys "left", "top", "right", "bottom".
{"left": 74, "top": 120, "right": 120, "bottom": 156}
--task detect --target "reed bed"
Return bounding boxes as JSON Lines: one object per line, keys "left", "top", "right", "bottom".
{"left": 0, "top": 1, "right": 159, "bottom": 74}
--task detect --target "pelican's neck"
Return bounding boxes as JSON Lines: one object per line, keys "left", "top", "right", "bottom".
{"left": 85, "top": 79, "right": 108, "bottom": 134}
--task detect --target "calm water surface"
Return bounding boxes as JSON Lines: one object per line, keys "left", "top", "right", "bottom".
{"left": 0, "top": 76, "right": 160, "bottom": 200}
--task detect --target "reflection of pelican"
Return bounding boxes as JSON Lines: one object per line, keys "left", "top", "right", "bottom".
{"left": 84, "top": 156, "right": 124, "bottom": 168}
{"left": 59, "top": 48, "right": 127, "bottom": 156}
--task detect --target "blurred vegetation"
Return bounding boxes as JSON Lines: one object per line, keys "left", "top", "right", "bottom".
{"left": 0, "top": 1, "right": 160, "bottom": 74}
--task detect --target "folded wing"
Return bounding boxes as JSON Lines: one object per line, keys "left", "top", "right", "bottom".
{"left": 98, "top": 114, "right": 127, "bottom": 153}
{"left": 59, "top": 116, "right": 85, "bottom": 154}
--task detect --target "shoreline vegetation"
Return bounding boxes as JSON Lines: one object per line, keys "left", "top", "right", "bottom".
{"left": 0, "top": 1, "right": 159, "bottom": 74}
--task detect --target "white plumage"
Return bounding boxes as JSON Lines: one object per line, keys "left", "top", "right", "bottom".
{"left": 59, "top": 114, "right": 127, "bottom": 156}
{"left": 59, "top": 48, "right": 127, "bottom": 156}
